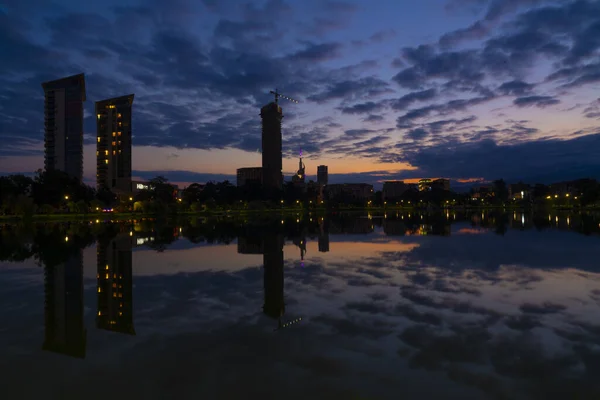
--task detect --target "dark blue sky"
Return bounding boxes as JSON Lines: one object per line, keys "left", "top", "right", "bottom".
{"left": 1, "top": 0, "right": 599, "bottom": 188}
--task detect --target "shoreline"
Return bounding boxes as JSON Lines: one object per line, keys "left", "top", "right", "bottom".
{"left": 1, "top": 205, "right": 599, "bottom": 222}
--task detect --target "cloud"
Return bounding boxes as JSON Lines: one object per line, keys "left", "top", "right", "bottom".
{"left": 497, "top": 80, "right": 535, "bottom": 96}
{"left": 513, "top": 95, "right": 560, "bottom": 108}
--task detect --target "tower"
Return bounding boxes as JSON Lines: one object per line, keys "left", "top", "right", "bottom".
{"left": 260, "top": 102, "right": 283, "bottom": 190}
{"left": 42, "top": 73, "right": 86, "bottom": 182}
{"left": 96, "top": 94, "right": 134, "bottom": 193}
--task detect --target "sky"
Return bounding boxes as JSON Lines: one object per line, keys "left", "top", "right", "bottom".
{"left": 0, "top": 0, "right": 599, "bottom": 189}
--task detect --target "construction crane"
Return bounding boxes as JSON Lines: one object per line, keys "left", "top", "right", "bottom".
{"left": 270, "top": 88, "right": 299, "bottom": 105}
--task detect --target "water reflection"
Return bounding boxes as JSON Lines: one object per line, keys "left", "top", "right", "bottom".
{"left": 1, "top": 212, "right": 600, "bottom": 399}
{"left": 43, "top": 250, "right": 86, "bottom": 358}
{"left": 97, "top": 233, "right": 135, "bottom": 335}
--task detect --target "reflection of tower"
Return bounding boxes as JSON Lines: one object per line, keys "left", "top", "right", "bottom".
{"left": 97, "top": 234, "right": 135, "bottom": 335}
{"left": 263, "top": 234, "right": 285, "bottom": 320}
{"left": 260, "top": 102, "right": 283, "bottom": 190}
{"left": 292, "top": 235, "right": 307, "bottom": 265}
{"left": 318, "top": 219, "right": 330, "bottom": 252}
{"left": 43, "top": 251, "right": 86, "bottom": 358}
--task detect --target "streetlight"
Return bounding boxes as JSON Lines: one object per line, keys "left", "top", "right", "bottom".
{"left": 64, "top": 195, "right": 69, "bottom": 200}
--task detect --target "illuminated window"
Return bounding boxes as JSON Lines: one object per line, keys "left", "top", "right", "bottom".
{"left": 105, "top": 265, "right": 109, "bottom": 270}
{"left": 119, "top": 150, "right": 122, "bottom": 153}
{"left": 118, "top": 122, "right": 122, "bottom": 126}
{"left": 98, "top": 311, "right": 102, "bottom": 316}
{"left": 118, "top": 293, "right": 122, "bottom": 298}
{"left": 118, "top": 132, "right": 121, "bottom": 137}
{"left": 112, "top": 150, "right": 116, "bottom": 155}
{"left": 112, "top": 132, "right": 116, "bottom": 137}
{"left": 105, "top": 159, "right": 109, "bottom": 164}
{"left": 97, "top": 114, "right": 101, "bottom": 119}
{"left": 97, "top": 287, "right": 102, "bottom": 293}
{"left": 117, "top": 113, "right": 122, "bottom": 118}
{"left": 112, "top": 283, "right": 117, "bottom": 288}
{"left": 113, "top": 273, "right": 116, "bottom": 278}
{"left": 105, "top": 273, "right": 109, "bottom": 279}
{"left": 113, "top": 292, "right": 117, "bottom": 298}
{"left": 112, "top": 141, "right": 116, "bottom": 146}
{"left": 105, "top": 150, "right": 108, "bottom": 155}
{"left": 97, "top": 137, "right": 101, "bottom": 143}
{"left": 96, "top": 151, "right": 99, "bottom": 156}
{"left": 119, "top": 311, "right": 123, "bottom": 316}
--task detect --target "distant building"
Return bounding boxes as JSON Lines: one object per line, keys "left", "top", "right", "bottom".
{"left": 291, "top": 150, "right": 306, "bottom": 190}
{"left": 431, "top": 178, "right": 450, "bottom": 191}
{"left": 418, "top": 178, "right": 432, "bottom": 191}
{"left": 96, "top": 94, "right": 134, "bottom": 193}
{"left": 260, "top": 102, "right": 283, "bottom": 190}
{"left": 237, "top": 167, "right": 263, "bottom": 187}
{"left": 508, "top": 183, "right": 531, "bottom": 199}
{"left": 317, "top": 165, "right": 328, "bottom": 186}
{"left": 42, "top": 73, "right": 86, "bottom": 182}
{"left": 472, "top": 185, "right": 495, "bottom": 199}
{"left": 383, "top": 181, "right": 408, "bottom": 202}
{"left": 97, "top": 234, "right": 135, "bottom": 335}
{"left": 326, "top": 183, "right": 374, "bottom": 202}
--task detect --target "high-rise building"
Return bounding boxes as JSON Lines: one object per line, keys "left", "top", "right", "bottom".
{"left": 260, "top": 102, "right": 283, "bottom": 190}
{"left": 42, "top": 73, "right": 86, "bottom": 182}
{"left": 43, "top": 251, "right": 86, "bottom": 358}
{"left": 97, "top": 233, "right": 135, "bottom": 335}
{"left": 96, "top": 94, "right": 134, "bottom": 193}
{"left": 317, "top": 165, "right": 328, "bottom": 186}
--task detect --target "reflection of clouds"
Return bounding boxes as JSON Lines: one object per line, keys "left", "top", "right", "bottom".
{"left": 1, "top": 231, "right": 600, "bottom": 398}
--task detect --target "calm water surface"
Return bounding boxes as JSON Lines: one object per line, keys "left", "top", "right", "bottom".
{"left": 1, "top": 212, "right": 600, "bottom": 400}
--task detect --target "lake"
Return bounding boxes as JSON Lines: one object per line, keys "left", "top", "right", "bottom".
{"left": 1, "top": 211, "right": 600, "bottom": 400}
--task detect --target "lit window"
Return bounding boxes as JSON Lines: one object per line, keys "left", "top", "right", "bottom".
{"left": 113, "top": 273, "right": 116, "bottom": 279}
{"left": 119, "top": 311, "right": 123, "bottom": 316}
{"left": 96, "top": 151, "right": 99, "bottom": 156}
{"left": 117, "top": 113, "right": 122, "bottom": 118}
{"left": 112, "top": 141, "right": 116, "bottom": 146}
{"left": 105, "top": 150, "right": 108, "bottom": 155}
{"left": 113, "top": 292, "right": 116, "bottom": 298}
{"left": 118, "top": 132, "right": 121, "bottom": 136}
{"left": 112, "top": 132, "right": 116, "bottom": 137}
{"left": 118, "top": 122, "right": 122, "bottom": 126}
{"left": 97, "top": 114, "right": 101, "bottom": 119}
{"left": 97, "top": 287, "right": 101, "bottom": 293}
{"left": 98, "top": 311, "right": 102, "bottom": 316}
{"left": 112, "top": 150, "right": 116, "bottom": 155}
{"left": 105, "top": 159, "right": 109, "bottom": 164}
{"left": 97, "top": 137, "right": 101, "bottom": 143}
{"left": 118, "top": 293, "right": 122, "bottom": 298}
{"left": 105, "top": 273, "right": 109, "bottom": 279}
{"left": 119, "top": 150, "right": 121, "bottom": 153}
{"left": 112, "top": 283, "right": 117, "bottom": 288}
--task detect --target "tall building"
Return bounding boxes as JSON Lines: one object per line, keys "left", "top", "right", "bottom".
{"left": 96, "top": 94, "right": 134, "bottom": 193}
{"left": 42, "top": 251, "right": 86, "bottom": 358}
{"left": 317, "top": 165, "right": 328, "bottom": 186}
{"left": 418, "top": 178, "right": 432, "bottom": 191}
{"left": 42, "top": 73, "right": 86, "bottom": 182}
{"left": 97, "top": 233, "right": 135, "bottom": 335}
{"left": 431, "top": 178, "right": 450, "bottom": 191}
{"left": 260, "top": 102, "right": 283, "bottom": 190}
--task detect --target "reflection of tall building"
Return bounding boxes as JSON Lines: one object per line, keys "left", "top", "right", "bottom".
{"left": 260, "top": 102, "right": 283, "bottom": 190}
{"left": 96, "top": 94, "right": 134, "bottom": 193}
{"left": 263, "top": 235, "right": 285, "bottom": 320}
{"left": 237, "top": 235, "right": 264, "bottom": 254}
{"left": 318, "top": 234, "right": 330, "bottom": 252}
{"left": 43, "top": 251, "right": 86, "bottom": 358}
{"left": 97, "top": 234, "right": 135, "bottom": 335}
{"left": 42, "top": 73, "right": 86, "bottom": 182}
{"left": 318, "top": 219, "right": 329, "bottom": 252}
